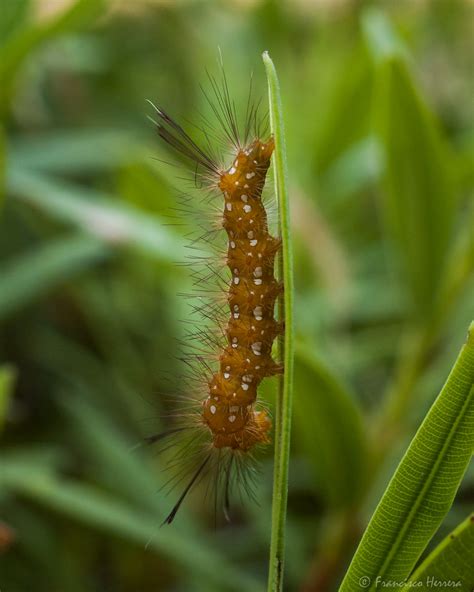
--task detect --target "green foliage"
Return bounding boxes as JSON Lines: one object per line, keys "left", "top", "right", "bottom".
{"left": 0, "top": 0, "right": 105, "bottom": 112}
{"left": 7, "top": 168, "right": 186, "bottom": 261}
{"left": 373, "top": 60, "right": 455, "bottom": 321}
{"left": 0, "top": 451, "right": 263, "bottom": 592}
{"left": 0, "top": 235, "right": 108, "bottom": 320}
{"left": 406, "top": 513, "right": 474, "bottom": 591}
{"left": 0, "top": 2, "right": 472, "bottom": 591}
{"left": 293, "top": 344, "right": 368, "bottom": 508}
{"left": 341, "top": 324, "right": 474, "bottom": 590}
{"left": 263, "top": 50, "right": 295, "bottom": 592}
{"left": 0, "top": 364, "right": 16, "bottom": 432}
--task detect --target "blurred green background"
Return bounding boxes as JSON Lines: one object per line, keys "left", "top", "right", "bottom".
{"left": 0, "top": 1, "right": 473, "bottom": 591}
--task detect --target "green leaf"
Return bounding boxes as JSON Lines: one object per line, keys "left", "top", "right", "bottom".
{"left": 0, "top": 365, "right": 16, "bottom": 433}
{"left": 60, "top": 394, "right": 179, "bottom": 517}
{"left": 293, "top": 344, "right": 368, "bottom": 508}
{"left": 0, "top": 235, "right": 108, "bottom": 320}
{"left": 0, "top": 0, "right": 105, "bottom": 113}
{"left": 372, "top": 53, "right": 455, "bottom": 322}
{"left": 406, "top": 513, "right": 474, "bottom": 591}
{"left": 0, "top": 124, "right": 5, "bottom": 210}
{"left": 0, "top": 457, "right": 263, "bottom": 592}
{"left": 0, "top": 0, "right": 30, "bottom": 47}
{"left": 319, "top": 135, "right": 383, "bottom": 203}
{"left": 362, "top": 7, "right": 408, "bottom": 63}
{"left": 263, "top": 50, "right": 295, "bottom": 592}
{"left": 7, "top": 167, "right": 187, "bottom": 262}
{"left": 10, "top": 129, "right": 146, "bottom": 174}
{"left": 340, "top": 322, "right": 474, "bottom": 590}
{"left": 314, "top": 45, "right": 374, "bottom": 175}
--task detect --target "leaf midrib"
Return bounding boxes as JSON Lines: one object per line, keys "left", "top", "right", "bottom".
{"left": 369, "top": 384, "right": 474, "bottom": 588}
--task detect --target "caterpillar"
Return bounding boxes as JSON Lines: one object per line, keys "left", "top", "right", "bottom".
{"left": 150, "top": 70, "right": 283, "bottom": 524}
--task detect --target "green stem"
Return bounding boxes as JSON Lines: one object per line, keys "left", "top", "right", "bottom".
{"left": 263, "top": 51, "right": 295, "bottom": 592}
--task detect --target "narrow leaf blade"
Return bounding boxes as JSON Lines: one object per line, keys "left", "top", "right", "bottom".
{"left": 406, "top": 513, "right": 474, "bottom": 591}
{"left": 340, "top": 323, "right": 474, "bottom": 590}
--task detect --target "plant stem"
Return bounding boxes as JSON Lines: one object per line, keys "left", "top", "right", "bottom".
{"left": 263, "top": 51, "right": 295, "bottom": 592}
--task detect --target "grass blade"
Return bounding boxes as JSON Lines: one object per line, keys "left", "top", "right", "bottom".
{"left": 7, "top": 167, "right": 187, "bottom": 262}
{"left": 262, "top": 51, "right": 295, "bottom": 592}
{"left": 340, "top": 322, "right": 474, "bottom": 590}
{"left": 0, "top": 365, "right": 16, "bottom": 433}
{"left": 0, "top": 457, "right": 263, "bottom": 592}
{"left": 0, "top": 235, "right": 108, "bottom": 321}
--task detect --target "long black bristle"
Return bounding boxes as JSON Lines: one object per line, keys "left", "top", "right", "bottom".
{"left": 148, "top": 101, "right": 219, "bottom": 174}
{"left": 161, "top": 454, "right": 211, "bottom": 526}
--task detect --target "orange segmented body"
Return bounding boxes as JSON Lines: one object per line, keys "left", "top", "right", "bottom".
{"left": 151, "top": 85, "right": 283, "bottom": 523}
{"left": 202, "top": 138, "right": 283, "bottom": 450}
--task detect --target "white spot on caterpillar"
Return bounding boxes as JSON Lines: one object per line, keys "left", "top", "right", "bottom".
{"left": 246, "top": 172, "right": 255, "bottom": 179}
{"left": 228, "top": 415, "right": 236, "bottom": 423}
{"left": 235, "top": 181, "right": 239, "bottom": 186}
{"left": 234, "top": 277, "right": 240, "bottom": 285}
{"left": 244, "top": 184, "right": 249, "bottom": 189}
{"left": 233, "top": 313, "right": 240, "bottom": 319}
{"left": 224, "top": 372, "right": 230, "bottom": 379}
{"left": 241, "top": 194, "right": 248, "bottom": 202}
{"left": 241, "top": 383, "right": 249, "bottom": 391}
{"left": 230, "top": 241, "right": 236, "bottom": 249}
{"left": 226, "top": 203, "right": 232, "bottom": 211}
{"left": 250, "top": 239, "right": 257, "bottom": 246}
{"left": 251, "top": 342, "right": 262, "bottom": 356}
{"left": 247, "top": 231, "right": 254, "bottom": 239}
{"left": 210, "top": 405, "right": 217, "bottom": 414}
{"left": 243, "top": 205, "right": 252, "bottom": 213}
{"left": 253, "top": 306, "right": 263, "bottom": 320}
{"left": 214, "top": 396, "right": 219, "bottom": 400}
{"left": 242, "top": 375, "right": 253, "bottom": 383}
{"left": 229, "top": 166, "right": 236, "bottom": 175}
{"left": 254, "top": 266, "right": 263, "bottom": 278}
{"left": 234, "top": 267, "right": 239, "bottom": 275}
{"left": 234, "top": 159, "right": 239, "bottom": 166}
{"left": 254, "top": 279, "right": 263, "bottom": 285}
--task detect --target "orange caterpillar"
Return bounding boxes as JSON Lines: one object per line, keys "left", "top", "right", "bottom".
{"left": 203, "top": 139, "right": 283, "bottom": 450}
{"left": 150, "top": 78, "right": 283, "bottom": 523}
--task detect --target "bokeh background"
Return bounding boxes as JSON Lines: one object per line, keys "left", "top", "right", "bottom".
{"left": 0, "top": 1, "right": 473, "bottom": 591}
